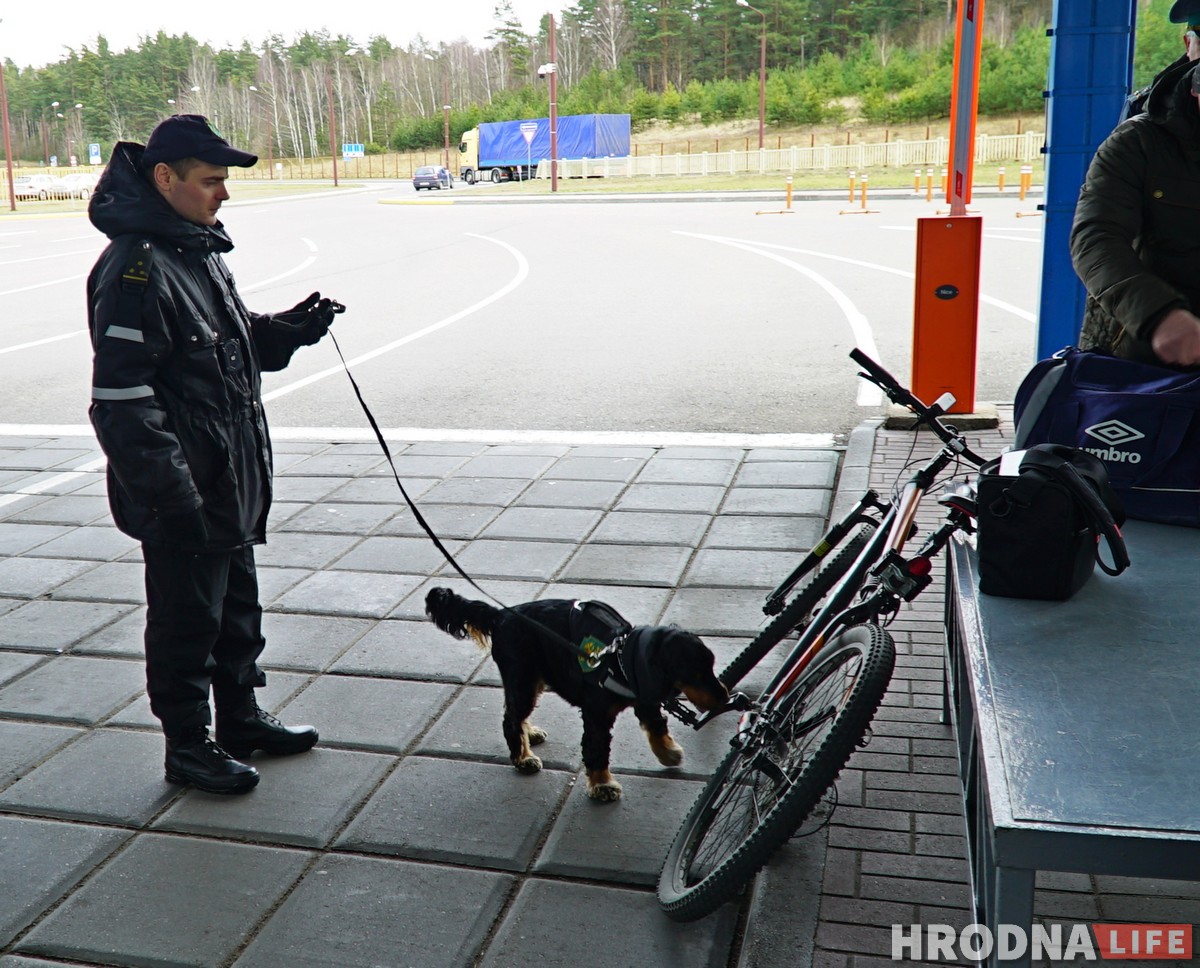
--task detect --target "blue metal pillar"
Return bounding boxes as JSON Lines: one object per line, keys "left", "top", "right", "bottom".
{"left": 1036, "top": 0, "right": 1139, "bottom": 361}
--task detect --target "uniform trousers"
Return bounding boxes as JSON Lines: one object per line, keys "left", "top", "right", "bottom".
{"left": 141, "top": 542, "right": 267, "bottom": 738}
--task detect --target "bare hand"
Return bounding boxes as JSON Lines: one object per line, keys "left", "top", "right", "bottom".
{"left": 1150, "top": 308, "right": 1200, "bottom": 366}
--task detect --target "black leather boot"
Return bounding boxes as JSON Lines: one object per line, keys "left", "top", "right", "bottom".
{"left": 165, "top": 729, "right": 259, "bottom": 794}
{"left": 215, "top": 690, "right": 318, "bottom": 758}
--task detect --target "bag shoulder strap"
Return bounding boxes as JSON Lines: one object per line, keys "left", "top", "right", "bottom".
{"left": 1019, "top": 452, "right": 1131, "bottom": 577}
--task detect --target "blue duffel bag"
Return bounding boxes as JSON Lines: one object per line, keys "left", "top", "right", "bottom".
{"left": 1013, "top": 346, "right": 1200, "bottom": 527}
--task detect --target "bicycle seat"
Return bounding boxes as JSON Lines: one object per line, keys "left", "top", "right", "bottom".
{"left": 938, "top": 480, "right": 978, "bottom": 519}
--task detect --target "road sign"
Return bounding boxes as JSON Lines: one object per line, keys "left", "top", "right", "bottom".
{"left": 89, "top": 143, "right": 102, "bottom": 165}
{"left": 342, "top": 143, "right": 365, "bottom": 159}
{"left": 519, "top": 123, "right": 537, "bottom": 145}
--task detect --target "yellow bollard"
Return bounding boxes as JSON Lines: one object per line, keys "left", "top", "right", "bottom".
{"left": 860, "top": 172, "right": 869, "bottom": 209}
{"left": 786, "top": 175, "right": 793, "bottom": 210}
{"left": 941, "top": 168, "right": 948, "bottom": 198}
{"left": 848, "top": 170, "right": 857, "bottom": 203}
{"left": 914, "top": 168, "right": 922, "bottom": 195}
{"left": 1019, "top": 164, "right": 1031, "bottom": 201}
{"left": 998, "top": 166, "right": 1006, "bottom": 192}
{"left": 925, "top": 167, "right": 934, "bottom": 203}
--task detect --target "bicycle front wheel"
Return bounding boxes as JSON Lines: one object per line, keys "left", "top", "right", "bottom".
{"left": 658, "top": 623, "right": 895, "bottom": 922}
{"left": 719, "top": 524, "right": 876, "bottom": 690}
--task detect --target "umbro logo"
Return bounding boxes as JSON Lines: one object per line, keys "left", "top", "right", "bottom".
{"left": 1083, "top": 419, "right": 1145, "bottom": 447}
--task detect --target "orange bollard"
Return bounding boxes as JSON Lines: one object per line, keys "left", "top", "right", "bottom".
{"left": 941, "top": 168, "right": 948, "bottom": 198}
{"left": 914, "top": 168, "right": 922, "bottom": 195}
{"left": 998, "top": 166, "right": 1006, "bottom": 192}
{"left": 1019, "top": 164, "right": 1031, "bottom": 201}
{"left": 786, "top": 175, "right": 793, "bottom": 210}
{"left": 861, "top": 172, "right": 869, "bottom": 209}
{"left": 848, "top": 170, "right": 857, "bottom": 203}
{"left": 925, "top": 167, "right": 934, "bottom": 202}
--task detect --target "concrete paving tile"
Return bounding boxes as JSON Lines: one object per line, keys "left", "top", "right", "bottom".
{"left": 0, "top": 450, "right": 93, "bottom": 472}
{"left": 363, "top": 452, "right": 472, "bottom": 477}
{"left": 480, "top": 505, "right": 603, "bottom": 542}
{"left": 336, "top": 755, "right": 571, "bottom": 869}
{"left": 0, "top": 721, "right": 81, "bottom": 787}
{"left": 70, "top": 606, "right": 145, "bottom": 658}
{"left": 636, "top": 457, "right": 740, "bottom": 486}
{"left": 276, "top": 674, "right": 454, "bottom": 753}
{"left": 19, "top": 525, "right": 137, "bottom": 562}
{"left": 657, "top": 446, "right": 745, "bottom": 460}
{"left": 330, "top": 617, "right": 486, "bottom": 682}
{"left": 0, "top": 655, "right": 144, "bottom": 724}
{"left": 16, "top": 832, "right": 312, "bottom": 967}
{"left": 0, "top": 956, "right": 97, "bottom": 967}
{"left": 395, "top": 441, "right": 486, "bottom": 456}
{"left": 703, "top": 514, "right": 824, "bottom": 551}
{"left": 418, "top": 685, "right": 583, "bottom": 771}
{"left": 608, "top": 700, "right": 740, "bottom": 782}
{"left": 272, "top": 569, "right": 422, "bottom": 618}
{"left": 0, "top": 728, "right": 177, "bottom": 825}
{"left": 420, "top": 476, "right": 530, "bottom": 506}
{"left": 321, "top": 475, "right": 436, "bottom": 504}
{"left": 277, "top": 452, "right": 388, "bottom": 477}
{"left": 735, "top": 460, "right": 840, "bottom": 488}
{"left": 479, "top": 878, "right": 738, "bottom": 968}
{"left": 0, "top": 523, "right": 72, "bottom": 556}
{"left": 0, "top": 816, "right": 129, "bottom": 947}
{"left": 559, "top": 543, "right": 692, "bottom": 587}
{"left": 487, "top": 443, "right": 571, "bottom": 457}
{"left": 4, "top": 495, "right": 111, "bottom": 527}
{"left": 155, "top": 746, "right": 393, "bottom": 848}
{"left": 0, "top": 495, "right": 53, "bottom": 522}
{"left": 232, "top": 853, "right": 513, "bottom": 968}
{"left": 451, "top": 453, "right": 558, "bottom": 479}
{"left": 387, "top": 576, "right": 545, "bottom": 621}
{"left": 252, "top": 531, "right": 360, "bottom": 569}
{"left": 105, "top": 671, "right": 312, "bottom": 731}
{"left": 535, "top": 583, "right": 674, "bottom": 626}
{"left": 452, "top": 538, "right": 576, "bottom": 581}
{"left": 275, "top": 501, "right": 398, "bottom": 535}
{"left": 0, "top": 651, "right": 46, "bottom": 687}
{"left": 0, "top": 600, "right": 136, "bottom": 652}
{"left": 746, "top": 447, "right": 842, "bottom": 462}
{"left": 515, "top": 478, "right": 627, "bottom": 509}
{"left": 535, "top": 773, "right": 707, "bottom": 884}
{"left": 683, "top": 548, "right": 810, "bottom": 588}
{"left": 590, "top": 510, "right": 711, "bottom": 546}
{"left": 616, "top": 482, "right": 725, "bottom": 513}
{"left": 0, "top": 557, "right": 94, "bottom": 599}
{"left": 328, "top": 533, "right": 465, "bottom": 574}
{"left": 254, "top": 565, "right": 311, "bottom": 606}
{"left": 257, "top": 612, "right": 375, "bottom": 671}
{"left": 722, "top": 486, "right": 831, "bottom": 517}
{"left": 48, "top": 561, "right": 145, "bottom": 604}
{"left": 546, "top": 455, "right": 647, "bottom": 482}
{"left": 566, "top": 445, "right": 656, "bottom": 459}
{"left": 662, "top": 586, "right": 777, "bottom": 636}
{"left": 268, "top": 474, "right": 346, "bottom": 504}
{"left": 375, "top": 502, "right": 502, "bottom": 539}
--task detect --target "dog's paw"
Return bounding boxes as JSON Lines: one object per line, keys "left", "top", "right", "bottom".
{"left": 587, "top": 779, "right": 623, "bottom": 802}
{"left": 513, "top": 754, "right": 543, "bottom": 774}
{"left": 652, "top": 735, "right": 684, "bottom": 767}
{"left": 525, "top": 724, "right": 547, "bottom": 746}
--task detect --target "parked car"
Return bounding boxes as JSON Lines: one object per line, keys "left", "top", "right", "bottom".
{"left": 412, "top": 165, "right": 452, "bottom": 191}
{"left": 50, "top": 172, "right": 99, "bottom": 199}
{"left": 12, "top": 174, "right": 57, "bottom": 200}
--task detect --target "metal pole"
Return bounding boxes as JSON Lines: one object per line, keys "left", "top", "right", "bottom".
{"left": 0, "top": 49, "right": 14, "bottom": 212}
{"left": 550, "top": 15, "right": 559, "bottom": 193}
{"left": 327, "top": 70, "right": 339, "bottom": 187}
{"left": 443, "top": 76, "right": 451, "bottom": 172}
{"left": 757, "top": 9, "right": 766, "bottom": 149}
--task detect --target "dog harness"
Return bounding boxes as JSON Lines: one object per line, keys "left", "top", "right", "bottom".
{"left": 569, "top": 600, "right": 659, "bottom": 703}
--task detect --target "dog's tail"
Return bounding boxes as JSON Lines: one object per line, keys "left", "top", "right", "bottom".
{"left": 425, "top": 587, "right": 501, "bottom": 651}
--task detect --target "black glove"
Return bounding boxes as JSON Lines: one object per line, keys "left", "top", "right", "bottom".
{"left": 271, "top": 291, "right": 343, "bottom": 346}
{"left": 158, "top": 506, "right": 208, "bottom": 549}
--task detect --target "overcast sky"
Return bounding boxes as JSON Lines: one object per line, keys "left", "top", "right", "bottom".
{"left": 2, "top": 1, "right": 562, "bottom": 71}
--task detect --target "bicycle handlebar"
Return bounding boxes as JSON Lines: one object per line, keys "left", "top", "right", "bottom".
{"left": 849, "top": 348, "right": 987, "bottom": 466}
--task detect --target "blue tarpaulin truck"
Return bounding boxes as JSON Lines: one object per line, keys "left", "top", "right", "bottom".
{"left": 457, "top": 114, "right": 631, "bottom": 184}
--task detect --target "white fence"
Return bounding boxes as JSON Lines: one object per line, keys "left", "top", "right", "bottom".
{"left": 537, "top": 131, "right": 1044, "bottom": 179}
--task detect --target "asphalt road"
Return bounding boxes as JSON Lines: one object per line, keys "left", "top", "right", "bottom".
{"left": 0, "top": 184, "right": 1042, "bottom": 440}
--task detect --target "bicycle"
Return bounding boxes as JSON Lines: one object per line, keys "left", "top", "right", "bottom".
{"left": 656, "top": 347, "right": 989, "bottom": 922}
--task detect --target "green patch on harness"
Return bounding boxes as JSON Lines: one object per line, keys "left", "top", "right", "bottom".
{"left": 577, "top": 635, "right": 608, "bottom": 673}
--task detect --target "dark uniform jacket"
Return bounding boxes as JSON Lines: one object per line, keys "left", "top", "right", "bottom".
{"left": 87, "top": 142, "right": 302, "bottom": 550}
{"left": 1070, "top": 58, "right": 1200, "bottom": 364}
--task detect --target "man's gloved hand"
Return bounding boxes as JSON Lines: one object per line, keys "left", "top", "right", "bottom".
{"left": 271, "top": 291, "right": 343, "bottom": 346}
{"left": 158, "top": 506, "right": 209, "bottom": 548}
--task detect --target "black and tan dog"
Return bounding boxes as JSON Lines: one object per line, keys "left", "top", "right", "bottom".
{"left": 425, "top": 587, "right": 728, "bottom": 801}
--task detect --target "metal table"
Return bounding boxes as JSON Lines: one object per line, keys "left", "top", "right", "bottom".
{"left": 945, "top": 521, "right": 1200, "bottom": 965}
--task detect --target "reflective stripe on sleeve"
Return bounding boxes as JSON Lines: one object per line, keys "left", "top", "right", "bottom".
{"left": 92, "top": 385, "right": 154, "bottom": 401}
{"left": 104, "top": 325, "right": 145, "bottom": 343}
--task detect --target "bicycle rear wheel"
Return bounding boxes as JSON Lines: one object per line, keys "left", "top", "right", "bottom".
{"left": 720, "top": 524, "right": 876, "bottom": 690}
{"left": 658, "top": 623, "right": 895, "bottom": 922}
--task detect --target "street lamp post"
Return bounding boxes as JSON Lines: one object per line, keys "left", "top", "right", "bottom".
{"left": 0, "top": 19, "right": 15, "bottom": 212}
{"left": 443, "top": 77, "right": 451, "bottom": 173}
{"left": 737, "top": 0, "right": 766, "bottom": 150}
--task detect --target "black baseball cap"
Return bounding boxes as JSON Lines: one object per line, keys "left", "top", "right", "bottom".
{"left": 1170, "top": 0, "right": 1200, "bottom": 24}
{"left": 143, "top": 114, "right": 258, "bottom": 168}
